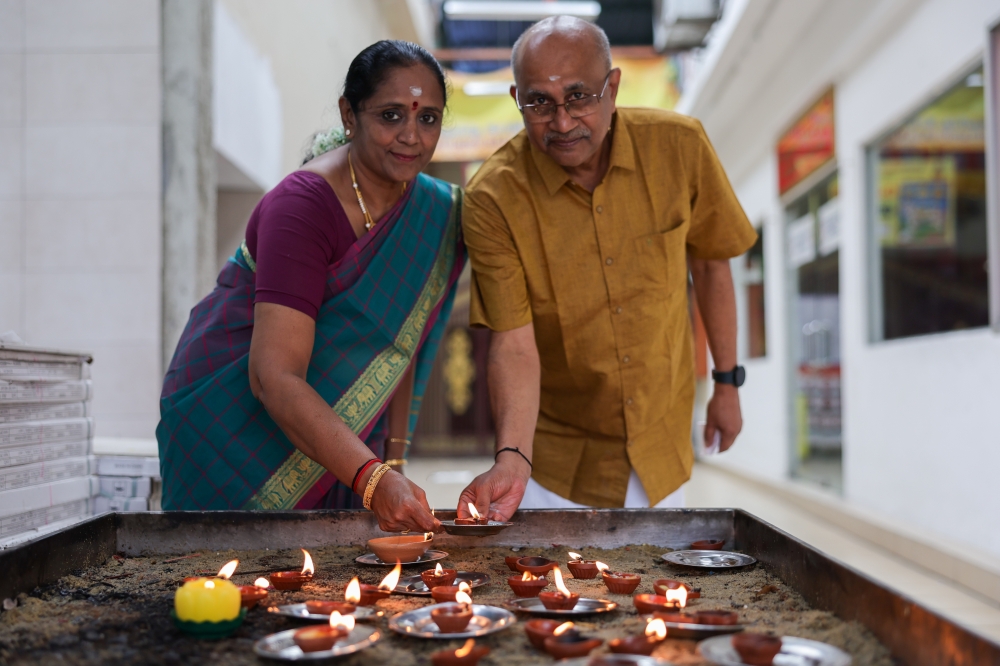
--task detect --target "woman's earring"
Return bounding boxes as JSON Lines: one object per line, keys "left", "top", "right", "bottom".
{"left": 345, "top": 129, "right": 351, "bottom": 136}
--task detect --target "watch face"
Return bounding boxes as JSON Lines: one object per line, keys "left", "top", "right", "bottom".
{"left": 734, "top": 366, "right": 746, "bottom": 387}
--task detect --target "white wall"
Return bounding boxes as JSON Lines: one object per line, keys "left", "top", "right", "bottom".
{"left": 0, "top": 0, "right": 162, "bottom": 438}
{"left": 836, "top": 0, "right": 1000, "bottom": 555}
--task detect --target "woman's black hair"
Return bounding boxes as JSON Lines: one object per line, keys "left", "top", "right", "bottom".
{"left": 343, "top": 40, "right": 447, "bottom": 112}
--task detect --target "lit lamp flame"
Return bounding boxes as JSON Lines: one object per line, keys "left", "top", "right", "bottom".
{"left": 345, "top": 577, "right": 361, "bottom": 604}
{"left": 521, "top": 571, "right": 538, "bottom": 581}
{"left": 646, "top": 617, "right": 667, "bottom": 640}
{"left": 595, "top": 561, "right": 610, "bottom": 573}
{"left": 216, "top": 559, "right": 239, "bottom": 579}
{"left": 424, "top": 532, "right": 434, "bottom": 541}
{"left": 329, "top": 610, "right": 355, "bottom": 632}
{"left": 553, "top": 621, "right": 575, "bottom": 636}
{"left": 467, "top": 502, "right": 482, "bottom": 521}
{"left": 458, "top": 581, "right": 471, "bottom": 594}
{"left": 455, "top": 638, "right": 475, "bottom": 657}
{"left": 204, "top": 580, "right": 216, "bottom": 589}
{"left": 455, "top": 590, "right": 472, "bottom": 607}
{"left": 254, "top": 577, "right": 270, "bottom": 589}
{"left": 379, "top": 560, "right": 402, "bottom": 591}
{"left": 665, "top": 585, "right": 688, "bottom": 608}
{"left": 568, "top": 552, "right": 582, "bottom": 561}
{"left": 301, "top": 549, "right": 315, "bottom": 576}
{"left": 434, "top": 563, "right": 444, "bottom": 576}
{"left": 552, "top": 566, "right": 571, "bottom": 597}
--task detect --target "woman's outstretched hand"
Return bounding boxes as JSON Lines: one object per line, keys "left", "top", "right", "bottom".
{"left": 457, "top": 456, "right": 531, "bottom": 522}
{"left": 369, "top": 470, "right": 441, "bottom": 533}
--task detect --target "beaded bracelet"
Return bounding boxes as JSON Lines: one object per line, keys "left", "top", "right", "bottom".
{"left": 363, "top": 463, "right": 393, "bottom": 510}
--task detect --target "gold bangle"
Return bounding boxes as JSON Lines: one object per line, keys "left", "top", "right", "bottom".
{"left": 363, "top": 463, "right": 392, "bottom": 510}
{"left": 386, "top": 437, "right": 411, "bottom": 446}
{"left": 385, "top": 458, "right": 408, "bottom": 466}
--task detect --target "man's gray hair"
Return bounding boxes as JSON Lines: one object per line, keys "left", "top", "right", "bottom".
{"left": 511, "top": 16, "right": 612, "bottom": 84}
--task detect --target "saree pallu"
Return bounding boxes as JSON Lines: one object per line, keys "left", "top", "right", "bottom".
{"left": 156, "top": 174, "right": 465, "bottom": 510}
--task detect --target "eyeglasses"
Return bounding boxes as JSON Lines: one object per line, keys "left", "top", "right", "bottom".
{"left": 516, "top": 73, "right": 611, "bottom": 123}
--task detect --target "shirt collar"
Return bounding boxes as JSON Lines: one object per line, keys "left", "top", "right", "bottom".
{"left": 528, "top": 111, "right": 636, "bottom": 196}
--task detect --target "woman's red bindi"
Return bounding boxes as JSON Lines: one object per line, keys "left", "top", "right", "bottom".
{"left": 412, "top": 101, "right": 418, "bottom": 110}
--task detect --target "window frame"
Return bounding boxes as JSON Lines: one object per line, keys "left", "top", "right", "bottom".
{"left": 988, "top": 21, "right": 1000, "bottom": 332}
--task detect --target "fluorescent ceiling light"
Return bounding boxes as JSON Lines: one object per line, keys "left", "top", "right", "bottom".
{"left": 462, "top": 81, "right": 515, "bottom": 96}
{"left": 443, "top": 1, "right": 601, "bottom": 22}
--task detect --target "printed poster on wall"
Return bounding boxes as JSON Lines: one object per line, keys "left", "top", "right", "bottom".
{"left": 877, "top": 157, "right": 956, "bottom": 248}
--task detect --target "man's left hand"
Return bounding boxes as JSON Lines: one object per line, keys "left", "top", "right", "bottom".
{"left": 704, "top": 384, "right": 743, "bottom": 452}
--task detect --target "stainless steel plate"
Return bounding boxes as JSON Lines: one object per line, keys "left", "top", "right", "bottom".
{"left": 662, "top": 550, "right": 757, "bottom": 569}
{"left": 439, "top": 520, "right": 513, "bottom": 536}
{"left": 639, "top": 614, "right": 744, "bottom": 639}
{"left": 698, "top": 635, "right": 852, "bottom": 666}
{"left": 253, "top": 625, "right": 381, "bottom": 661}
{"left": 355, "top": 550, "right": 448, "bottom": 566}
{"left": 394, "top": 571, "right": 491, "bottom": 596}
{"left": 503, "top": 597, "right": 618, "bottom": 617}
{"left": 388, "top": 603, "right": 516, "bottom": 639}
{"left": 560, "top": 656, "right": 673, "bottom": 666}
{"left": 268, "top": 603, "right": 380, "bottom": 622}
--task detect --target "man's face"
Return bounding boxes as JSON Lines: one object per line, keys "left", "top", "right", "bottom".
{"left": 511, "top": 36, "right": 620, "bottom": 169}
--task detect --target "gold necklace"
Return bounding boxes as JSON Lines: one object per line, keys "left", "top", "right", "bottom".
{"left": 347, "top": 149, "right": 407, "bottom": 232}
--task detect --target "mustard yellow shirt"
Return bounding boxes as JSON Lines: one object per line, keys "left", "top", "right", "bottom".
{"left": 463, "top": 107, "right": 757, "bottom": 507}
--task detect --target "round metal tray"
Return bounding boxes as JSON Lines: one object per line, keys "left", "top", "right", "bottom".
{"left": 355, "top": 550, "right": 449, "bottom": 566}
{"left": 268, "top": 603, "right": 380, "bottom": 622}
{"left": 439, "top": 520, "right": 513, "bottom": 536}
{"left": 503, "top": 596, "right": 618, "bottom": 617}
{"left": 395, "top": 571, "right": 491, "bottom": 596}
{"left": 698, "top": 635, "right": 852, "bottom": 666}
{"left": 388, "top": 603, "right": 516, "bottom": 639}
{"left": 253, "top": 625, "right": 381, "bottom": 661}
{"left": 638, "top": 614, "right": 743, "bottom": 639}
{"left": 561, "top": 656, "right": 673, "bottom": 666}
{"left": 661, "top": 550, "right": 757, "bottom": 569}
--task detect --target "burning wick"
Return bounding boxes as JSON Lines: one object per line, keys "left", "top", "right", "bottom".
{"left": 455, "top": 589, "right": 472, "bottom": 609}
{"left": 301, "top": 549, "right": 315, "bottom": 576}
{"left": 568, "top": 552, "right": 582, "bottom": 561}
{"left": 254, "top": 578, "right": 269, "bottom": 589}
{"left": 434, "top": 563, "right": 445, "bottom": 576}
{"left": 595, "top": 562, "right": 609, "bottom": 573}
{"left": 646, "top": 618, "right": 667, "bottom": 641}
{"left": 467, "top": 503, "right": 482, "bottom": 521}
{"left": 425, "top": 531, "right": 434, "bottom": 541}
{"left": 204, "top": 580, "right": 216, "bottom": 589}
{"left": 552, "top": 567, "right": 571, "bottom": 597}
{"left": 329, "top": 610, "right": 355, "bottom": 632}
{"left": 216, "top": 559, "right": 239, "bottom": 579}
{"left": 553, "top": 621, "right": 575, "bottom": 637}
{"left": 521, "top": 571, "right": 539, "bottom": 581}
{"left": 665, "top": 585, "right": 688, "bottom": 608}
{"left": 455, "top": 638, "right": 475, "bottom": 657}
{"left": 345, "top": 577, "right": 361, "bottom": 604}
{"left": 379, "top": 560, "right": 402, "bottom": 591}
{"left": 458, "top": 581, "right": 471, "bottom": 594}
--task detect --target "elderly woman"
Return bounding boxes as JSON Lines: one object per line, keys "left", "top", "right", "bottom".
{"left": 157, "top": 41, "right": 464, "bottom": 533}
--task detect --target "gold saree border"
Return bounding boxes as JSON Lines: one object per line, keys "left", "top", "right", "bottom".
{"left": 244, "top": 185, "right": 461, "bottom": 510}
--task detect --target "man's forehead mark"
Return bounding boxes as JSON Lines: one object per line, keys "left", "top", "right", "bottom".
{"left": 548, "top": 75, "right": 561, "bottom": 81}
{"left": 525, "top": 80, "right": 588, "bottom": 97}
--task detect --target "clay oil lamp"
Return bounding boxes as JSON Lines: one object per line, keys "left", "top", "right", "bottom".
{"left": 515, "top": 556, "right": 557, "bottom": 575}
{"left": 432, "top": 581, "right": 472, "bottom": 603}
{"left": 695, "top": 609, "right": 740, "bottom": 625}
{"left": 524, "top": 618, "right": 562, "bottom": 649}
{"left": 690, "top": 539, "right": 725, "bottom": 550}
{"left": 431, "top": 590, "right": 474, "bottom": 633}
{"left": 357, "top": 561, "right": 402, "bottom": 606}
{"left": 367, "top": 532, "right": 434, "bottom": 563}
{"left": 608, "top": 618, "right": 667, "bottom": 656}
{"left": 504, "top": 555, "right": 522, "bottom": 571}
{"left": 653, "top": 578, "right": 701, "bottom": 600}
{"left": 634, "top": 583, "right": 687, "bottom": 614}
{"left": 538, "top": 566, "right": 579, "bottom": 611}
{"left": 240, "top": 577, "right": 270, "bottom": 609}
{"left": 597, "top": 562, "right": 641, "bottom": 595}
{"left": 430, "top": 638, "right": 490, "bottom": 666}
{"left": 454, "top": 502, "right": 489, "bottom": 526}
{"left": 652, "top": 609, "right": 696, "bottom": 624}
{"left": 305, "top": 597, "right": 358, "bottom": 616}
{"left": 732, "top": 633, "right": 783, "bottom": 666}
{"left": 542, "top": 622, "right": 603, "bottom": 659}
{"left": 292, "top": 611, "right": 355, "bottom": 653}
{"left": 422, "top": 563, "right": 458, "bottom": 589}
{"left": 508, "top": 570, "right": 549, "bottom": 597}
{"left": 269, "top": 549, "right": 315, "bottom": 590}
{"left": 566, "top": 551, "right": 599, "bottom": 579}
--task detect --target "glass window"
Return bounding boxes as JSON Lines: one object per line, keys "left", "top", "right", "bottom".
{"left": 745, "top": 230, "right": 766, "bottom": 358}
{"left": 869, "top": 67, "right": 988, "bottom": 340}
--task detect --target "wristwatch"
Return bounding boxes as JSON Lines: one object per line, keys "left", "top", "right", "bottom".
{"left": 712, "top": 365, "right": 746, "bottom": 387}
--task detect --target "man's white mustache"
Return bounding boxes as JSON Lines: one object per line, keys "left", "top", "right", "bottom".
{"left": 544, "top": 130, "right": 590, "bottom": 146}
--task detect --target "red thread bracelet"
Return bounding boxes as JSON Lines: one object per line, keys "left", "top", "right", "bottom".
{"left": 352, "top": 458, "right": 382, "bottom": 494}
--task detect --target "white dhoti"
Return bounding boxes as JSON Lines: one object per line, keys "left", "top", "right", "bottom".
{"left": 519, "top": 470, "right": 685, "bottom": 509}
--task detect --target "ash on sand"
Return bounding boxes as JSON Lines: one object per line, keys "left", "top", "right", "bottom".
{"left": 0, "top": 544, "right": 893, "bottom": 665}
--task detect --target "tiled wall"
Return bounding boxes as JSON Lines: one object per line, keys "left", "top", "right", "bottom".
{"left": 0, "top": 0, "right": 163, "bottom": 438}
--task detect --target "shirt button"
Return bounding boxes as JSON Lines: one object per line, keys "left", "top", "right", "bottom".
{"left": 623, "top": 355, "right": 630, "bottom": 363}
{"left": 615, "top": 306, "right": 623, "bottom": 314}
{"left": 626, "top": 398, "right": 634, "bottom": 406}
{"left": 596, "top": 205, "right": 603, "bottom": 213}
{"left": 605, "top": 257, "right": 613, "bottom": 265}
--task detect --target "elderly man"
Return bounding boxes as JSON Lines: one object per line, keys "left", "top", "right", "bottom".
{"left": 457, "top": 16, "right": 756, "bottom": 518}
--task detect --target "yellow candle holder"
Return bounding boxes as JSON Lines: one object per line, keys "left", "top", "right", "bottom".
{"left": 173, "top": 577, "right": 246, "bottom": 639}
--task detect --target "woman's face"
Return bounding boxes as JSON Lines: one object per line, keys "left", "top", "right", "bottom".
{"left": 343, "top": 64, "right": 445, "bottom": 184}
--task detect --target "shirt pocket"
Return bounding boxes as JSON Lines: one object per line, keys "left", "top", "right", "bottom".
{"left": 633, "top": 220, "right": 690, "bottom": 298}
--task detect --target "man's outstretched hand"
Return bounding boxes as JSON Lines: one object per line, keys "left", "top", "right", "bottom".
{"left": 457, "top": 456, "right": 531, "bottom": 522}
